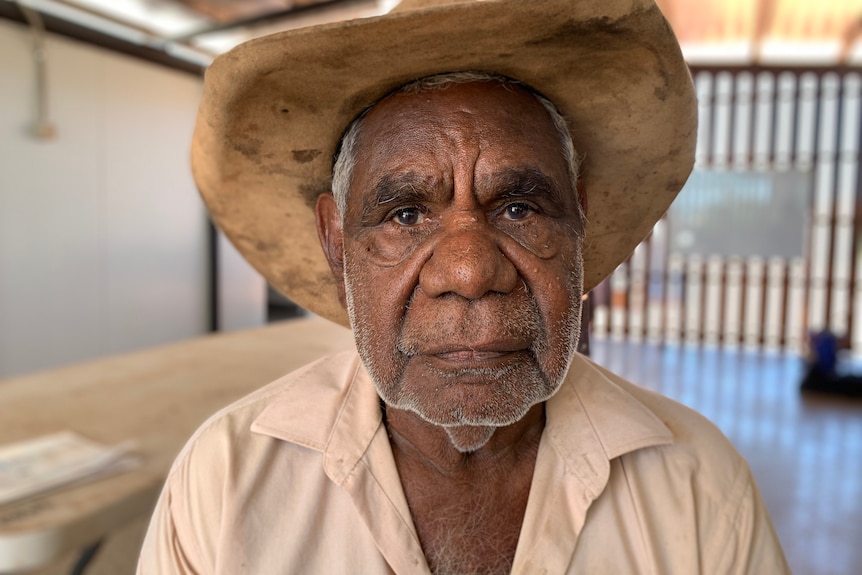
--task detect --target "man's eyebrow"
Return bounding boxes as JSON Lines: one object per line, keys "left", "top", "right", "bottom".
{"left": 360, "top": 173, "right": 436, "bottom": 223}
{"left": 483, "top": 167, "right": 568, "bottom": 206}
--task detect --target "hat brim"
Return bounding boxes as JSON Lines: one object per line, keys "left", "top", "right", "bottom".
{"left": 192, "top": 0, "right": 697, "bottom": 328}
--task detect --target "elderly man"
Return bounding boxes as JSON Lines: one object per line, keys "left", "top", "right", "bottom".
{"left": 139, "top": 0, "right": 790, "bottom": 573}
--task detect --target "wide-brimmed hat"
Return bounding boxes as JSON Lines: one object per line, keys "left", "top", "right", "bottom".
{"left": 192, "top": 0, "right": 697, "bottom": 328}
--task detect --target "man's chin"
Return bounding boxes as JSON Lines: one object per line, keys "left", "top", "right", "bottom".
{"left": 374, "top": 358, "right": 562, "bottom": 427}
{"left": 443, "top": 425, "right": 498, "bottom": 453}
{"left": 391, "top": 387, "right": 543, "bottom": 428}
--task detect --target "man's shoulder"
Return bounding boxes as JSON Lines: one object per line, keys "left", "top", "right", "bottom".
{"left": 564, "top": 356, "right": 789, "bottom": 574}
{"left": 567, "top": 355, "right": 757, "bottom": 534}
{"left": 569, "top": 354, "right": 746, "bottom": 480}
{"left": 166, "top": 348, "right": 361, "bottom": 474}
{"left": 619, "top": 372, "right": 740, "bottom": 467}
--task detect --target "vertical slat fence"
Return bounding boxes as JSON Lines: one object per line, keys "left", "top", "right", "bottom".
{"left": 590, "top": 66, "right": 862, "bottom": 355}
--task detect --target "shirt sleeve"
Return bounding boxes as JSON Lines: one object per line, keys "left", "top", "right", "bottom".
{"left": 137, "top": 480, "right": 203, "bottom": 575}
{"left": 710, "top": 464, "right": 791, "bottom": 575}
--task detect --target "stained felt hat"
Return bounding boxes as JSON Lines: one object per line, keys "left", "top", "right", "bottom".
{"left": 191, "top": 0, "right": 697, "bottom": 328}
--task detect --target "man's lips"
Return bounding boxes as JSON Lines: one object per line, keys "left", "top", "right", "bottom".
{"left": 405, "top": 341, "right": 532, "bottom": 368}
{"left": 414, "top": 340, "right": 527, "bottom": 357}
{"left": 433, "top": 349, "right": 515, "bottom": 362}
{"left": 417, "top": 348, "right": 532, "bottom": 375}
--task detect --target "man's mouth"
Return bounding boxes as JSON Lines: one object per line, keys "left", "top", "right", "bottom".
{"left": 414, "top": 343, "right": 533, "bottom": 373}
{"left": 433, "top": 350, "right": 514, "bottom": 362}
{"left": 415, "top": 339, "right": 528, "bottom": 359}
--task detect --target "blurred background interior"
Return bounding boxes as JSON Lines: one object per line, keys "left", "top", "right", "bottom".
{"left": 1, "top": 0, "right": 861, "bottom": 574}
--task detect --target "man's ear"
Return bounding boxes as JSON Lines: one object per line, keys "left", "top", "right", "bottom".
{"left": 316, "top": 192, "right": 348, "bottom": 310}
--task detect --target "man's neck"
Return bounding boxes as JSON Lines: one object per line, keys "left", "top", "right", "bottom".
{"left": 383, "top": 403, "right": 545, "bottom": 477}
{"left": 384, "top": 403, "right": 545, "bottom": 574}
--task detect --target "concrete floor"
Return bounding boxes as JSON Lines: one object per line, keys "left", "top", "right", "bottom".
{"left": 591, "top": 339, "right": 862, "bottom": 575}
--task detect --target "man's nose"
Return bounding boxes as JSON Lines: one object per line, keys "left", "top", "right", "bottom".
{"left": 418, "top": 214, "right": 518, "bottom": 300}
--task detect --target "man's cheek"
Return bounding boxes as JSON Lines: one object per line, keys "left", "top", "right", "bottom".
{"left": 350, "top": 228, "right": 431, "bottom": 268}
{"left": 502, "top": 219, "right": 564, "bottom": 260}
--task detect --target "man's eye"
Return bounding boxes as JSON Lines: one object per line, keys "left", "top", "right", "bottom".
{"left": 502, "top": 202, "right": 534, "bottom": 221}
{"left": 391, "top": 207, "right": 425, "bottom": 226}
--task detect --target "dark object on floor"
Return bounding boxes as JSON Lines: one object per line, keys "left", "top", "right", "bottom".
{"left": 801, "top": 369, "right": 862, "bottom": 397}
{"left": 800, "top": 330, "right": 862, "bottom": 397}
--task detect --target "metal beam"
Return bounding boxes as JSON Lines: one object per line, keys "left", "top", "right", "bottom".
{"left": 0, "top": 1, "right": 205, "bottom": 75}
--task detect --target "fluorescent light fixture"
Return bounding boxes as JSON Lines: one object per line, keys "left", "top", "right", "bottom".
{"left": 19, "top": 0, "right": 151, "bottom": 44}
{"left": 58, "top": 0, "right": 208, "bottom": 36}
{"left": 681, "top": 38, "right": 860, "bottom": 66}
{"left": 191, "top": 0, "right": 389, "bottom": 55}
{"left": 164, "top": 40, "right": 213, "bottom": 67}
{"left": 758, "top": 40, "right": 843, "bottom": 65}
{"left": 681, "top": 41, "right": 753, "bottom": 66}
{"left": 11, "top": 0, "right": 217, "bottom": 65}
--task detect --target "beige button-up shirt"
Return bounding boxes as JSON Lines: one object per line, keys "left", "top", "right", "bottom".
{"left": 138, "top": 350, "right": 789, "bottom": 574}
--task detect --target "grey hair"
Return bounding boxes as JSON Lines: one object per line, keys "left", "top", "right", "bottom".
{"left": 331, "top": 71, "right": 584, "bottom": 226}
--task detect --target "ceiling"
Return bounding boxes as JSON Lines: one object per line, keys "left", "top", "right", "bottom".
{"left": 2, "top": 0, "right": 860, "bottom": 73}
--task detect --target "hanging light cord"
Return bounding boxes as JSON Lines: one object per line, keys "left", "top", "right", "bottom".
{"left": 16, "top": 1, "right": 56, "bottom": 139}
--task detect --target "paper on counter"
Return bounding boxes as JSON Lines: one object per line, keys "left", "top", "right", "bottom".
{"left": 0, "top": 431, "right": 139, "bottom": 507}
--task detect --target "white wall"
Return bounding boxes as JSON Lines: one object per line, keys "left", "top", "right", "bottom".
{"left": 217, "top": 231, "right": 267, "bottom": 331}
{"left": 0, "top": 19, "right": 219, "bottom": 377}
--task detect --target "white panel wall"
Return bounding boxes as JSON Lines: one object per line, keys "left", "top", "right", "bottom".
{"left": 0, "top": 19, "right": 214, "bottom": 377}
{"left": 217, "top": 231, "right": 267, "bottom": 332}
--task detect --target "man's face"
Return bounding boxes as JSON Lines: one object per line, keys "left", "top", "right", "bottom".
{"left": 325, "top": 81, "right": 584, "bottom": 428}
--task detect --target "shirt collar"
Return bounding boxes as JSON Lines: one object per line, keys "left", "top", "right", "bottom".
{"left": 250, "top": 350, "right": 384, "bottom": 486}
{"left": 251, "top": 350, "right": 673, "bottom": 489}
{"left": 544, "top": 353, "right": 674, "bottom": 497}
